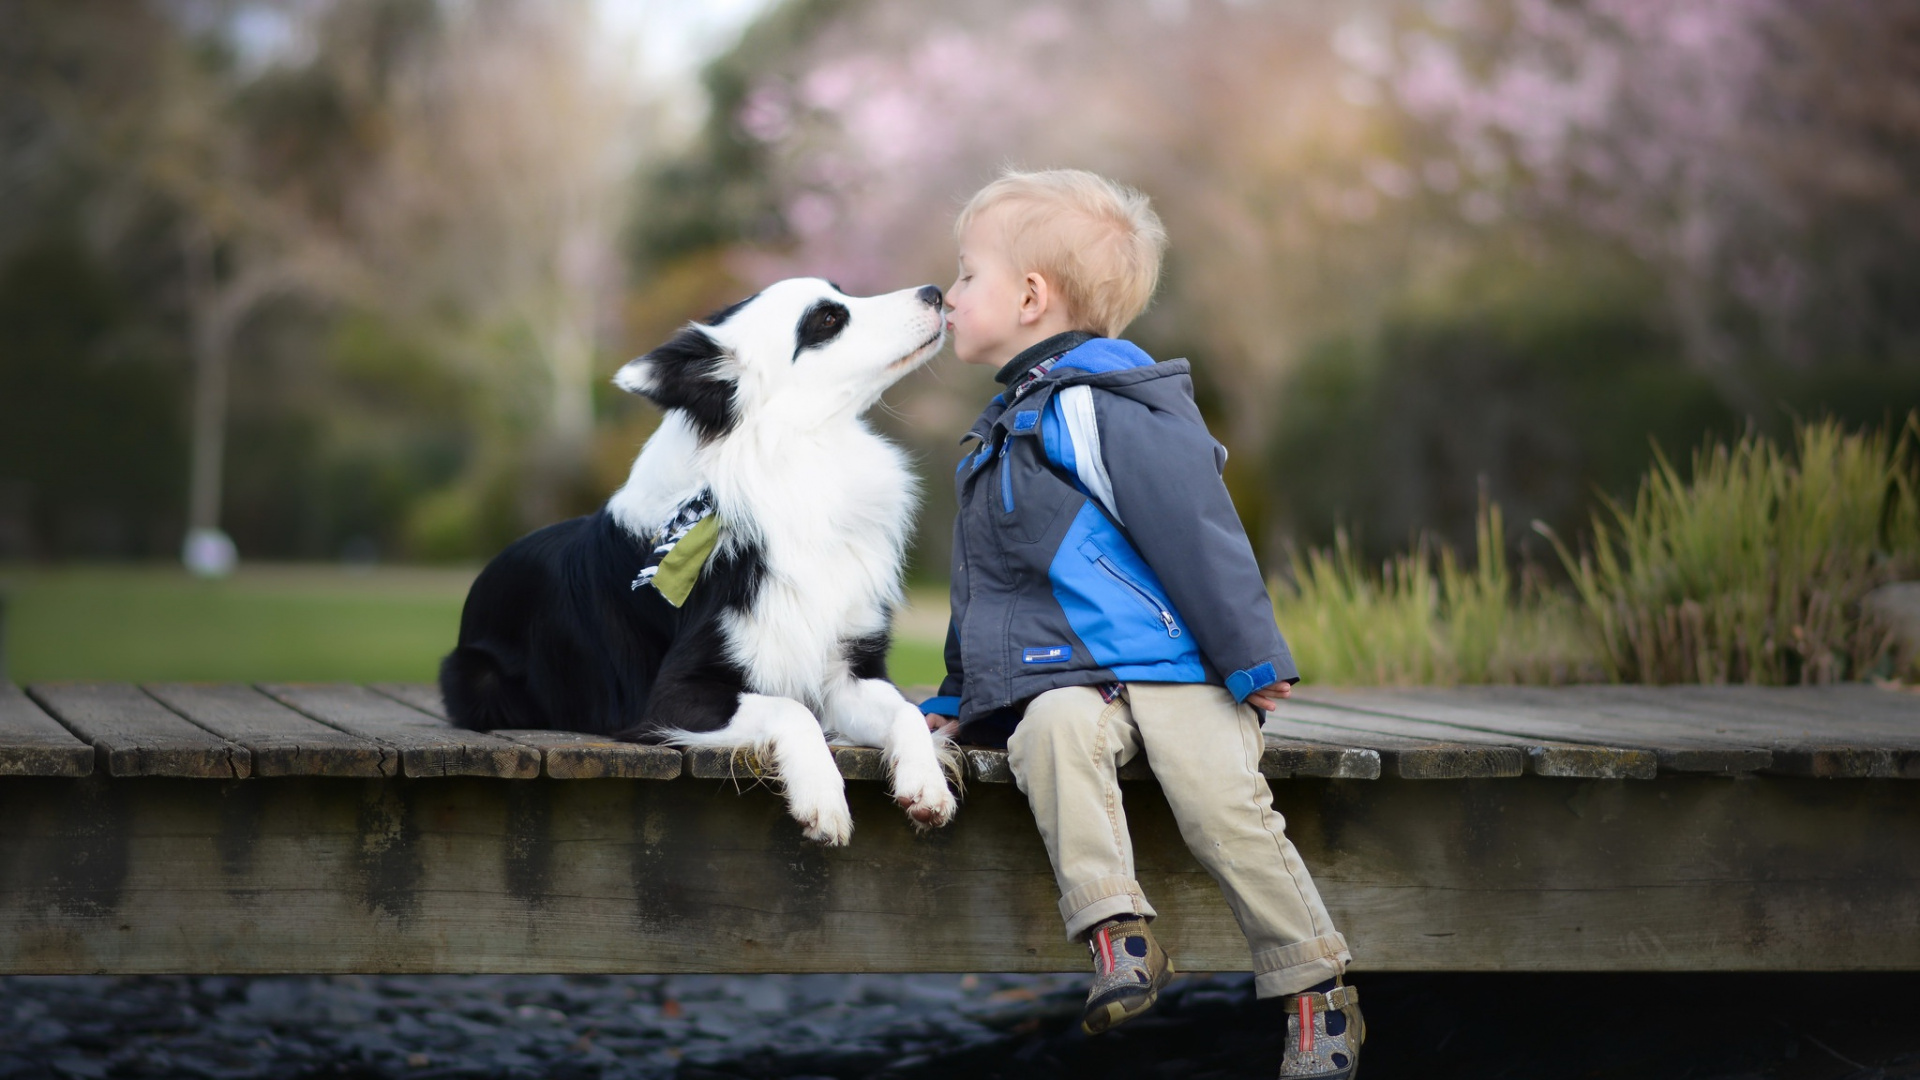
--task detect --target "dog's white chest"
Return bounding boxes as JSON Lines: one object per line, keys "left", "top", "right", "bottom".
{"left": 714, "top": 427, "right": 915, "bottom": 703}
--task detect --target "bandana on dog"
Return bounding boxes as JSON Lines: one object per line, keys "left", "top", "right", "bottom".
{"left": 632, "top": 490, "right": 720, "bottom": 606}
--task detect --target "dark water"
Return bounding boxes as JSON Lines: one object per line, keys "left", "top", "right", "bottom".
{"left": 2, "top": 971, "right": 1916, "bottom": 1079}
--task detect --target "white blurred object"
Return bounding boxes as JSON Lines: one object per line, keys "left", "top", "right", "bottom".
{"left": 182, "top": 528, "right": 238, "bottom": 578}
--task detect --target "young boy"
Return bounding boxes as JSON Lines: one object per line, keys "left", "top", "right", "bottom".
{"left": 920, "top": 169, "right": 1365, "bottom": 1079}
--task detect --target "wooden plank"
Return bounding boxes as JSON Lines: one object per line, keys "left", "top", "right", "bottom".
{"left": 2, "top": 772, "right": 1914, "bottom": 975}
{"left": 1583, "top": 685, "right": 1920, "bottom": 779}
{"left": 965, "top": 747, "right": 1015, "bottom": 784}
{"left": 957, "top": 741, "right": 1382, "bottom": 785}
{"left": 0, "top": 683, "right": 93, "bottom": 778}
{"left": 372, "top": 682, "right": 682, "bottom": 780}
{"left": 1529, "top": 686, "right": 1914, "bottom": 779}
{"left": 1261, "top": 738, "right": 1383, "bottom": 780}
{"left": 146, "top": 684, "right": 395, "bottom": 778}
{"left": 490, "top": 730, "right": 682, "bottom": 781}
{"left": 1265, "top": 701, "right": 1526, "bottom": 779}
{"left": 369, "top": 681, "right": 447, "bottom": 720}
{"left": 1298, "top": 690, "right": 1660, "bottom": 780}
{"left": 28, "top": 683, "right": 247, "bottom": 779}
{"left": 1429, "top": 686, "right": 1775, "bottom": 775}
{"left": 1612, "top": 685, "right": 1920, "bottom": 741}
{"left": 260, "top": 684, "right": 538, "bottom": 780}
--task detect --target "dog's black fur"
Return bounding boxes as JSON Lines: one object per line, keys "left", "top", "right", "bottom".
{"left": 439, "top": 510, "right": 770, "bottom": 741}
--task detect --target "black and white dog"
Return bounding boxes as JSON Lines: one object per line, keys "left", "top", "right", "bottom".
{"left": 441, "top": 278, "right": 956, "bottom": 845}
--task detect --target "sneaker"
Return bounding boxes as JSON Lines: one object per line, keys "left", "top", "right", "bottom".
{"left": 1278, "top": 979, "right": 1365, "bottom": 1078}
{"left": 1079, "top": 917, "right": 1174, "bottom": 1035}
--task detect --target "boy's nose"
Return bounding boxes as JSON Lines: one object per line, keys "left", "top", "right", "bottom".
{"left": 916, "top": 284, "right": 944, "bottom": 309}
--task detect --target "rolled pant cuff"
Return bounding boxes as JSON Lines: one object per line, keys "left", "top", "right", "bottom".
{"left": 1059, "top": 876, "right": 1157, "bottom": 941}
{"left": 1250, "top": 934, "right": 1352, "bottom": 999}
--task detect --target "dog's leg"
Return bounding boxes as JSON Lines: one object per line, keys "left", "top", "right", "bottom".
{"left": 825, "top": 678, "right": 958, "bottom": 829}
{"left": 667, "top": 694, "right": 853, "bottom": 846}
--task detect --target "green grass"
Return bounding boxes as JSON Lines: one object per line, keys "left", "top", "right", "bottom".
{"left": 0, "top": 564, "right": 954, "bottom": 687}
{"left": 1273, "top": 501, "right": 1597, "bottom": 686}
{"left": 1276, "top": 415, "right": 1920, "bottom": 687}
{"left": 0, "top": 564, "right": 477, "bottom": 683}
{"left": 1543, "top": 415, "right": 1920, "bottom": 684}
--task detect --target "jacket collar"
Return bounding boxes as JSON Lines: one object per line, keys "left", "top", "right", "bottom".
{"left": 993, "top": 331, "right": 1099, "bottom": 386}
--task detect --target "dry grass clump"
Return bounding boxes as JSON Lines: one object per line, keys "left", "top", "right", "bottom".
{"left": 1275, "top": 501, "right": 1597, "bottom": 687}
{"left": 1542, "top": 415, "right": 1920, "bottom": 685}
{"left": 1276, "top": 415, "right": 1920, "bottom": 686}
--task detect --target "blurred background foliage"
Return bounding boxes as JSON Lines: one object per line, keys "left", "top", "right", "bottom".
{"left": 2, "top": 0, "right": 1918, "bottom": 683}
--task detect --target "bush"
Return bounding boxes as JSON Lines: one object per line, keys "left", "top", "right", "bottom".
{"left": 1543, "top": 415, "right": 1920, "bottom": 685}
{"left": 1277, "top": 416, "right": 1920, "bottom": 686}
{"left": 1275, "top": 500, "right": 1597, "bottom": 686}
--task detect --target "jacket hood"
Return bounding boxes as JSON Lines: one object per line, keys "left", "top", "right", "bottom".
{"left": 964, "top": 339, "right": 1192, "bottom": 445}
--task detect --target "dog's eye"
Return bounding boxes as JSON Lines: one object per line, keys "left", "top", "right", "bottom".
{"left": 794, "top": 301, "right": 851, "bottom": 358}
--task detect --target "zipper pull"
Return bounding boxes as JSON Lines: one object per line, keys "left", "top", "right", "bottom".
{"left": 1160, "top": 611, "right": 1181, "bottom": 638}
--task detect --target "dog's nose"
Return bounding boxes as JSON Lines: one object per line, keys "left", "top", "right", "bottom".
{"left": 917, "top": 285, "right": 944, "bottom": 308}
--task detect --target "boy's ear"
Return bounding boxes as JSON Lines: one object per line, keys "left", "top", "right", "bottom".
{"left": 1019, "top": 271, "right": 1053, "bottom": 325}
{"left": 614, "top": 325, "right": 738, "bottom": 436}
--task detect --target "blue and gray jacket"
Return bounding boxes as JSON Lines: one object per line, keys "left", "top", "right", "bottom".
{"left": 921, "top": 332, "right": 1298, "bottom": 745}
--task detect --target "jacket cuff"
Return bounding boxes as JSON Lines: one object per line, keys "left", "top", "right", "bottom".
{"left": 1226, "top": 661, "right": 1287, "bottom": 704}
{"left": 920, "top": 695, "right": 962, "bottom": 718}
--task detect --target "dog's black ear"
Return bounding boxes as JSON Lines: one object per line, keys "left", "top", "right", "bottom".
{"left": 614, "top": 325, "right": 739, "bottom": 438}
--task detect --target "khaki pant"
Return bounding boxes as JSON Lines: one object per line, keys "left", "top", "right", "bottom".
{"left": 1006, "top": 682, "right": 1350, "bottom": 998}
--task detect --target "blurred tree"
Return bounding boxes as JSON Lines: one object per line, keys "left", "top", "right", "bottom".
{"left": 356, "top": 0, "right": 651, "bottom": 536}
{"left": 1383, "top": 0, "right": 1920, "bottom": 409}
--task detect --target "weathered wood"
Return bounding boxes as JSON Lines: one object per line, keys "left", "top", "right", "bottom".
{"left": 147, "top": 683, "right": 395, "bottom": 778}
{"left": 369, "top": 681, "right": 448, "bottom": 720}
{"left": 261, "top": 684, "right": 538, "bottom": 780}
{"left": 370, "top": 683, "right": 683, "bottom": 780}
{"left": 965, "top": 747, "right": 1015, "bottom": 784}
{"left": 1437, "top": 686, "right": 1776, "bottom": 774}
{"left": 29, "top": 683, "right": 247, "bottom": 779}
{"left": 1299, "top": 690, "right": 1660, "bottom": 780}
{"left": 0, "top": 683, "right": 93, "bottom": 778}
{"left": 1266, "top": 701, "right": 1527, "bottom": 779}
{"left": 1261, "top": 738, "right": 1384, "bottom": 781}
{"left": 490, "top": 730, "right": 682, "bottom": 781}
{"left": 955, "top": 741, "right": 1382, "bottom": 785}
{"left": 1572, "top": 685, "right": 1920, "bottom": 779}
{"left": 1, "top": 772, "right": 1914, "bottom": 975}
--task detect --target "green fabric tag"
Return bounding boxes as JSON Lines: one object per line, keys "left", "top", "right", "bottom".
{"left": 651, "top": 514, "right": 720, "bottom": 607}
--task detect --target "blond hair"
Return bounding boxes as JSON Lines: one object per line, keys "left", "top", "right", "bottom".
{"left": 955, "top": 168, "right": 1167, "bottom": 338}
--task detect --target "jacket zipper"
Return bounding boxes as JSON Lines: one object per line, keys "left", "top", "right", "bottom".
{"left": 1000, "top": 449, "right": 1014, "bottom": 513}
{"left": 1095, "top": 556, "right": 1182, "bottom": 638}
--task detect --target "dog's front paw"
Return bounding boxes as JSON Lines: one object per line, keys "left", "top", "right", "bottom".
{"left": 893, "top": 766, "right": 957, "bottom": 829}
{"left": 789, "top": 788, "right": 853, "bottom": 846}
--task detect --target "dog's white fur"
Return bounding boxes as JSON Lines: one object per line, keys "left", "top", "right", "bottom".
{"left": 609, "top": 278, "right": 954, "bottom": 844}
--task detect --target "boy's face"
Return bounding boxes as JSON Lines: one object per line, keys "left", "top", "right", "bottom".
{"left": 946, "top": 207, "right": 1032, "bottom": 368}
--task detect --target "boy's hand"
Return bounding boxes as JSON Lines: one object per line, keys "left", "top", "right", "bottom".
{"left": 1245, "top": 682, "right": 1293, "bottom": 712}
{"left": 925, "top": 713, "right": 959, "bottom": 737}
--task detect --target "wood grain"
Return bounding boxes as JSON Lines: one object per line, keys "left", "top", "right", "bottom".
{"left": 28, "top": 683, "right": 247, "bottom": 778}
{"left": 261, "top": 683, "right": 538, "bottom": 779}
{"left": 1, "top": 772, "right": 1912, "bottom": 975}
{"left": 0, "top": 683, "right": 93, "bottom": 778}
{"left": 368, "top": 682, "right": 447, "bottom": 720}
{"left": 1266, "top": 700, "right": 1526, "bottom": 779}
{"left": 1298, "top": 690, "right": 1659, "bottom": 780}
{"left": 492, "top": 730, "right": 682, "bottom": 780}
{"left": 147, "top": 683, "right": 394, "bottom": 778}
{"left": 1431, "top": 686, "right": 1775, "bottom": 774}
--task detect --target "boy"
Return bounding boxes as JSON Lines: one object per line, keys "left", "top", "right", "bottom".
{"left": 920, "top": 169, "right": 1365, "bottom": 1079}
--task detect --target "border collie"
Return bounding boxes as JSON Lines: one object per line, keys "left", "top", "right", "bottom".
{"left": 441, "top": 278, "right": 956, "bottom": 845}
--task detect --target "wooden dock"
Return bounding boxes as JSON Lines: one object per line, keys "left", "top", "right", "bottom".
{"left": 2, "top": 680, "right": 1916, "bottom": 975}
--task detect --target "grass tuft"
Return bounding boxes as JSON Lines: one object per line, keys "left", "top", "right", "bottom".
{"left": 1541, "top": 415, "right": 1920, "bottom": 685}
{"left": 1278, "top": 415, "right": 1920, "bottom": 686}
{"left": 1275, "top": 498, "right": 1596, "bottom": 686}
